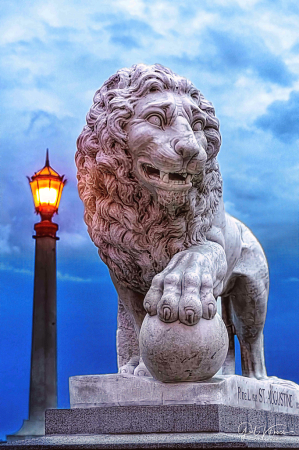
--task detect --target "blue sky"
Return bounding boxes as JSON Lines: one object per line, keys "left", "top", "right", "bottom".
{"left": 1, "top": 0, "right": 299, "bottom": 440}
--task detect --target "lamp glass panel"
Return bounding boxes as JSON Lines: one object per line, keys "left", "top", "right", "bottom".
{"left": 51, "top": 179, "right": 64, "bottom": 208}
{"left": 29, "top": 179, "right": 39, "bottom": 208}
{"left": 56, "top": 186, "right": 63, "bottom": 209}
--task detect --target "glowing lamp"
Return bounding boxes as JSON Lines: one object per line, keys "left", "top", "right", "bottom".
{"left": 28, "top": 149, "right": 66, "bottom": 222}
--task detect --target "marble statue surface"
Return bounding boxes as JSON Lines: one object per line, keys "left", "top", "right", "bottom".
{"left": 75, "top": 63, "right": 269, "bottom": 382}
{"left": 69, "top": 373, "right": 299, "bottom": 416}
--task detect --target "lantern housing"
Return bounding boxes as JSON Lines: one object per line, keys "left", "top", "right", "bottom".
{"left": 28, "top": 149, "right": 66, "bottom": 222}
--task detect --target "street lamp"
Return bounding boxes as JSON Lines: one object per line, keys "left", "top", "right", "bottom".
{"left": 8, "top": 149, "right": 66, "bottom": 441}
{"left": 29, "top": 148, "right": 66, "bottom": 228}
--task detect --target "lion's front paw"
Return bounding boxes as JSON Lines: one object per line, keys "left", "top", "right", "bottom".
{"left": 144, "top": 250, "right": 219, "bottom": 325}
{"left": 119, "top": 356, "right": 139, "bottom": 375}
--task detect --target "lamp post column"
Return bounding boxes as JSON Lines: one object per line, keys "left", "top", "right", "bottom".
{"left": 7, "top": 221, "right": 58, "bottom": 440}
{"left": 29, "top": 221, "right": 58, "bottom": 427}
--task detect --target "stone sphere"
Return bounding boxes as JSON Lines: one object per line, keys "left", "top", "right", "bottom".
{"left": 140, "top": 313, "right": 228, "bottom": 382}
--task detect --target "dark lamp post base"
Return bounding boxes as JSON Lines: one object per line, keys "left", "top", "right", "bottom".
{"left": 6, "top": 418, "right": 45, "bottom": 442}
{"left": 34, "top": 221, "right": 59, "bottom": 239}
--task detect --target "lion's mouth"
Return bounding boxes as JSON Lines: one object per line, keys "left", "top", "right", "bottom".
{"left": 142, "top": 163, "right": 193, "bottom": 189}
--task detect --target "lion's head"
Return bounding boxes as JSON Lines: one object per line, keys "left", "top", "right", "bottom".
{"left": 76, "top": 64, "right": 222, "bottom": 293}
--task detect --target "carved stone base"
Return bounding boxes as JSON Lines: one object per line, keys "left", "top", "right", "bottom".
{"left": 69, "top": 373, "right": 299, "bottom": 416}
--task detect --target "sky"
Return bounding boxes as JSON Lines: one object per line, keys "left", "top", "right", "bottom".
{"left": 1, "top": 0, "right": 299, "bottom": 441}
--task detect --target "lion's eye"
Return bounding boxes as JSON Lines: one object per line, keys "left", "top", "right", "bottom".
{"left": 147, "top": 115, "right": 163, "bottom": 127}
{"left": 192, "top": 121, "right": 203, "bottom": 132}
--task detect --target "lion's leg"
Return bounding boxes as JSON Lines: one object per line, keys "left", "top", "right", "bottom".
{"left": 230, "top": 278, "right": 268, "bottom": 379}
{"left": 110, "top": 271, "right": 148, "bottom": 375}
{"left": 117, "top": 293, "right": 148, "bottom": 375}
{"left": 117, "top": 298, "right": 140, "bottom": 374}
{"left": 220, "top": 295, "right": 236, "bottom": 375}
{"left": 118, "top": 296, "right": 151, "bottom": 376}
{"left": 117, "top": 292, "right": 152, "bottom": 377}
{"left": 229, "top": 224, "right": 268, "bottom": 379}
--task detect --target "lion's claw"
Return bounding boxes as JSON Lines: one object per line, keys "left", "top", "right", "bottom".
{"left": 179, "top": 292, "right": 202, "bottom": 325}
{"left": 163, "top": 306, "right": 171, "bottom": 321}
{"left": 185, "top": 308, "right": 195, "bottom": 324}
{"left": 134, "top": 362, "right": 151, "bottom": 377}
{"left": 201, "top": 293, "right": 217, "bottom": 320}
{"left": 208, "top": 303, "right": 215, "bottom": 319}
{"left": 144, "top": 302, "right": 153, "bottom": 315}
{"left": 119, "top": 365, "right": 135, "bottom": 375}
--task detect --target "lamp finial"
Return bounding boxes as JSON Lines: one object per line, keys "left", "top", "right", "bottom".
{"left": 45, "top": 149, "right": 49, "bottom": 167}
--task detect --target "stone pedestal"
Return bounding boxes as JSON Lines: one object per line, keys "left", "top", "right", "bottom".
{"left": 69, "top": 373, "right": 299, "bottom": 415}
{"left": 42, "top": 373, "right": 299, "bottom": 437}
{"left": 4, "top": 374, "right": 299, "bottom": 449}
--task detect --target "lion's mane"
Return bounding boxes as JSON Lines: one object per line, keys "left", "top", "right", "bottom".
{"left": 75, "top": 64, "right": 222, "bottom": 293}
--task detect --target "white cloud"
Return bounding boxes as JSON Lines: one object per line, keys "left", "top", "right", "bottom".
{"left": 235, "top": 0, "right": 260, "bottom": 8}
{"left": 0, "top": 262, "right": 32, "bottom": 275}
{"left": 115, "top": 0, "right": 145, "bottom": 17}
{"left": 4, "top": 88, "right": 63, "bottom": 116}
{"left": 59, "top": 231, "right": 89, "bottom": 249}
{"left": 57, "top": 271, "right": 107, "bottom": 283}
{"left": 254, "top": 11, "right": 299, "bottom": 53}
{"left": 0, "top": 225, "right": 20, "bottom": 254}
{"left": 221, "top": 76, "right": 293, "bottom": 124}
{"left": 57, "top": 271, "right": 93, "bottom": 283}
{"left": 0, "top": 262, "right": 103, "bottom": 284}
{"left": 0, "top": 16, "right": 46, "bottom": 46}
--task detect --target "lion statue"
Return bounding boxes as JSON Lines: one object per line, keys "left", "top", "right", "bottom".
{"left": 75, "top": 63, "right": 268, "bottom": 379}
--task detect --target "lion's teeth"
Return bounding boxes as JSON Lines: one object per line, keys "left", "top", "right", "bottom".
{"left": 161, "top": 172, "right": 169, "bottom": 183}
{"left": 186, "top": 174, "right": 192, "bottom": 183}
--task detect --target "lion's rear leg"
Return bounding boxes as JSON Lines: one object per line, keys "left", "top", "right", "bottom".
{"left": 220, "top": 296, "right": 236, "bottom": 375}
{"left": 230, "top": 277, "right": 268, "bottom": 379}
{"left": 228, "top": 223, "right": 269, "bottom": 379}
{"left": 116, "top": 294, "right": 150, "bottom": 377}
{"left": 110, "top": 271, "right": 149, "bottom": 375}
{"left": 117, "top": 298, "right": 140, "bottom": 374}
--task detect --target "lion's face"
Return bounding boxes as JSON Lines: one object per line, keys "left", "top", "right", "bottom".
{"left": 126, "top": 91, "right": 208, "bottom": 209}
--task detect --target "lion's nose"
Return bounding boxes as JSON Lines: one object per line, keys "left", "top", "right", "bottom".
{"left": 172, "top": 137, "right": 205, "bottom": 163}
